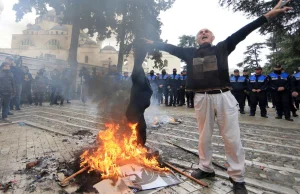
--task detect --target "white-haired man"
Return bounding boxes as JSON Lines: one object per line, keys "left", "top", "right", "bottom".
{"left": 144, "top": 1, "right": 292, "bottom": 194}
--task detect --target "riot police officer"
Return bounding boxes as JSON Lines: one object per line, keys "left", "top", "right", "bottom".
{"left": 268, "top": 64, "right": 293, "bottom": 121}
{"left": 121, "top": 71, "right": 131, "bottom": 81}
{"left": 243, "top": 69, "right": 251, "bottom": 108}
{"left": 157, "top": 69, "right": 169, "bottom": 106}
{"left": 147, "top": 70, "right": 158, "bottom": 105}
{"left": 292, "top": 67, "right": 300, "bottom": 106}
{"left": 248, "top": 67, "right": 268, "bottom": 118}
{"left": 230, "top": 69, "right": 247, "bottom": 114}
{"left": 293, "top": 66, "right": 300, "bottom": 110}
{"left": 168, "top": 68, "right": 180, "bottom": 107}
{"left": 178, "top": 70, "right": 187, "bottom": 106}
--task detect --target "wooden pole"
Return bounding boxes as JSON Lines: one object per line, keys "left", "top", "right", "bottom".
{"left": 61, "top": 166, "right": 89, "bottom": 185}
{"left": 164, "top": 162, "right": 208, "bottom": 187}
{"left": 166, "top": 141, "right": 227, "bottom": 171}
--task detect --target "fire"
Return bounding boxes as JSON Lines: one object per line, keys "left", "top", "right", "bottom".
{"left": 170, "top": 117, "right": 176, "bottom": 123}
{"left": 80, "top": 123, "right": 165, "bottom": 179}
{"left": 153, "top": 116, "right": 159, "bottom": 125}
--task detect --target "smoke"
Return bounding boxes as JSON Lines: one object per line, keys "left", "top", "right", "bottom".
{"left": 82, "top": 71, "right": 132, "bottom": 122}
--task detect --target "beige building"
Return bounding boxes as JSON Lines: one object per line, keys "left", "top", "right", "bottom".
{"left": 0, "top": 10, "right": 181, "bottom": 74}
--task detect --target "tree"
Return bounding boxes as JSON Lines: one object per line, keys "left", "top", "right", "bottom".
{"left": 265, "top": 32, "right": 300, "bottom": 74}
{"left": 219, "top": 0, "right": 300, "bottom": 74}
{"left": 177, "top": 35, "right": 197, "bottom": 70}
{"left": 219, "top": 0, "right": 299, "bottom": 36}
{"left": 178, "top": 35, "right": 197, "bottom": 48}
{"left": 236, "top": 43, "right": 265, "bottom": 71}
{"left": 13, "top": 0, "right": 115, "bottom": 94}
{"left": 111, "top": 0, "right": 175, "bottom": 71}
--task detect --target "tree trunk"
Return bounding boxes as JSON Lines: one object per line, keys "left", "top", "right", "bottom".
{"left": 254, "top": 49, "right": 259, "bottom": 67}
{"left": 117, "top": 5, "right": 127, "bottom": 73}
{"left": 68, "top": 4, "right": 81, "bottom": 99}
{"left": 117, "top": 26, "right": 126, "bottom": 72}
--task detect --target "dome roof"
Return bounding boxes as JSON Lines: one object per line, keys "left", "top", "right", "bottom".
{"left": 51, "top": 25, "right": 68, "bottom": 31}
{"left": 28, "top": 24, "right": 42, "bottom": 31}
{"left": 102, "top": 45, "right": 116, "bottom": 51}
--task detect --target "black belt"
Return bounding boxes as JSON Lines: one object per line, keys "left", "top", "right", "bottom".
{"left": 197, "top": 88, "right": 230, "bottom": 94}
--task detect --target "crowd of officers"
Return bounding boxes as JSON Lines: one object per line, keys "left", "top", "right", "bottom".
{"left": 147, "top": 64, "right": 300, "bottom": 122}
{"left": 147, "top": 68, "right": 195, "bottom": 108}
{"left": 0, "top": 56, "right": 73, "bottom": 123}
{"left": 230, "top": 65, "right": 300, "bottom": 122}
{"left": 2, "top": 56, "right": 300, "bottom": 123}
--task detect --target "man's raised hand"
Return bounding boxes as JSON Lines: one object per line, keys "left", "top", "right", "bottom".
{"left": 264, "top": 0, "right": 293, "bottom": 19}
{"left": 142, "top": 38, "right": 154, "bottom": 45}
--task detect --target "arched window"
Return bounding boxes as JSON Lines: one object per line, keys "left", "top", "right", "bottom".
{"left": 85, "top": 56, "right": 89, "bottom": 63}
{"left": 45, "top": 39, "right": 61, "bottom": 49}
{"left": 20, "top": 39, "right": 33, "bottom": 49}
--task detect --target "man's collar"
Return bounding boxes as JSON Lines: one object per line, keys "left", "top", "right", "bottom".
{"left": 199, "top": 43, "right": 212, "bottom": 49}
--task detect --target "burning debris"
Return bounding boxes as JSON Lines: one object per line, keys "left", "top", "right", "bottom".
{"left": 80, "top": 122, "right": 166, "bottom": 179}
{"left": 151, "top": 116, "right": 161, "bottom": 128}
{"left": 148, "top": 116, "right": 183, "bottom": 128}
{"left": 169, "top": 117, "right": 183, "bottom": 125}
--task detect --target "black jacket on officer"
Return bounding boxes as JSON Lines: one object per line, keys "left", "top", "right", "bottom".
{"left": 268, "top": 68, "right": 291, "bottom": 120}
{"left": 248, "top": 73, "right": 268, "bottom": 116}
{"left": 230, "top": 74, "right": 247, "bottom": 113}
{"left": 291, "top": 72, "right": 300, "bottom": 93}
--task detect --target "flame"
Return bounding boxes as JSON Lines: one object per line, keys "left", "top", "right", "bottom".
{"left": 153, "top": 116, "right": 159, "bottom": 125}
{"left": 80, "top": 123, "right": 165, "bottom": 179}
{"left": 170, "top": 117, "right": 176, "bottom": 123}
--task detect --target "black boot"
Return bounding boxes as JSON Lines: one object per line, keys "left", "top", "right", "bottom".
{"left": 240, "top": 110, "right": 245, "bottom": 114}
{"left": 292, "top": 112, "right": 298, "bottom": 117}
{"left": 229, "top": 178, "right": 248, "bottom": 194}
{"left": 275, "top": 115, "right": 282, "bottom": 119}
{"left": 191, "top": 169, "right": 215, "bottom": 179}
{"left": 285, "top": 118, "right": 294, "bottom": 122}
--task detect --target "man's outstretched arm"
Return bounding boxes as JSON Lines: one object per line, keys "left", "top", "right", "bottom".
{"left": 224, "top": 0, "right": 292, "bottom": 54}
{"left": 143, "top": 39, "right": 194, "bottom": 62}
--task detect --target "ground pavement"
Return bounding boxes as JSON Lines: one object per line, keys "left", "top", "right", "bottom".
{"left": 0, "top": 101, "right": 299, "bottom": 194}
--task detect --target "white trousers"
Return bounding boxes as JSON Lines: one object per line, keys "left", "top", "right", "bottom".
{"left": 194, "top": 91, "right": 245, "bottom": 182}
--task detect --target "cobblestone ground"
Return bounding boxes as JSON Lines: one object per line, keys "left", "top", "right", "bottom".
{"left": 1, "top": 101, "right": 299, "bottom": 194}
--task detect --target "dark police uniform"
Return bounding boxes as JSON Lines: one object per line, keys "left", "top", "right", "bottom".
{"left": 168, "top": 73, "right": 181, "bottom": 106}
{"left": 157, "top": 74, "right": 169, "bottom": 105}
{"left": 230, "top": 75, "right": 247, "bottom": 113}
{"left": 178, "top": 74, "right": 187, "bottom": 106}
{"left": 291, "top": 71, "right": 300, "bottom": 116}
{"left": 292, "top": 71, "right": 300, "bottom": 92}
{"left": 121, "top": 75, "right": 130, "bottom": 81}
{"left": 147, "top": 74, "right": 158, "bottom": 104}
{"left": 243, "top": 73, "right": 251, "bottom": 107}
{"left": 291, "top": 72, "right": 300, "bottom": 112}
{"left": 268, "top": 71, "right": 291, "bottom": 119}
{"left": 248, "top": 74, "right": 268, "bottom": 117}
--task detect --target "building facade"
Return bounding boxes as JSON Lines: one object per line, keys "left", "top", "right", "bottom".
{"left": 0, "top": 10, "right": 181, "bottom": 74}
